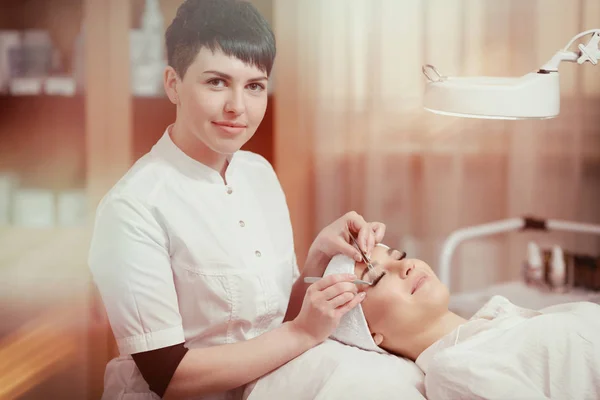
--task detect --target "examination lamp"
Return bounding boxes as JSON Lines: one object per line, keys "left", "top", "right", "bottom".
{"left": 422, "top": 29, "right": 600, "bottom": 120}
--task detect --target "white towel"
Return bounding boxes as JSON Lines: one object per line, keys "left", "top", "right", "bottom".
{"left": 324, "top": 253, "right": 389, "bottom": 354}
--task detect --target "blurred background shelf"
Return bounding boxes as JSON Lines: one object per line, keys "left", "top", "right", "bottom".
{"left": 0, "top": 0, "right": 83, "bottom": 70}
{"left": 0, "top": 95, "right": 86, "bottom": 190}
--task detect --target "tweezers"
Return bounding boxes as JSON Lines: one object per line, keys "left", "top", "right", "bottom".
{"left": 303, "top": 276, "right": 372, "bottom": 286}
{"left": 349, "top": 232, "right": 377, "bottom": 274}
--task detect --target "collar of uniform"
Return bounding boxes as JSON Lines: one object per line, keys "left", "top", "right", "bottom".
{"left": 151, "top": 126, "right": 237, "bottom": 184}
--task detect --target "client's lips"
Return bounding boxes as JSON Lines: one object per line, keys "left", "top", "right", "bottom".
{"left": 411, "top": 275, "right": 427, "bottom": 295}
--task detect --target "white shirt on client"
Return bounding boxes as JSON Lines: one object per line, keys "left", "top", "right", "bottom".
{"left": 417, "top": 295, "right": 600, "bottom": 400}
{"left": 89, "top": 127, "right": 299, "bottom": 400}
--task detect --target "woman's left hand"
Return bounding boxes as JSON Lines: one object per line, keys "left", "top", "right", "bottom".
{"left": 305, "top": 211, "right": 386, "bottom": 275}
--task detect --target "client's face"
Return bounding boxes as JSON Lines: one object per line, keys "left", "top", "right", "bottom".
{"left": 354, "top": 245, "right": 450, "bottom": 351}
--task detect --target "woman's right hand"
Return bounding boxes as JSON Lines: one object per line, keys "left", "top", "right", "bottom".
{"left": 290, "top": 273, "right": 366, "bottom": 344}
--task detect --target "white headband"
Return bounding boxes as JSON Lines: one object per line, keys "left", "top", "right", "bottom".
{"left": 324, "top": 247, "right": 389, "bottom": 354}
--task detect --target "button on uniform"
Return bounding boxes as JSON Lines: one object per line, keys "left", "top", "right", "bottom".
{"left": 226, "top": 186, "right": 233, "bottom": 194}
{"left": 239, "top": 220, "right": 245, "bottom": 227}
{"left": 255, "top": 250, "right": 261, "bottom": 257}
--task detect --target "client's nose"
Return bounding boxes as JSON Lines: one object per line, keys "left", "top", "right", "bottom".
{"left": 399, "top": 260, "right": 414, "bottom": 279}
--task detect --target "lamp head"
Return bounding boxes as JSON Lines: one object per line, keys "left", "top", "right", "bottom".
{"left": 422, "top": 29, "right": 599, "bottom": 120}
{"left": 422, "top": 65, "right": 560, "bottom": 120}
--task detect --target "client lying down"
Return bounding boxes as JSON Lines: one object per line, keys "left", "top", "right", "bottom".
{"left": 325, "top": 244, "right": 600, "bottom": 400}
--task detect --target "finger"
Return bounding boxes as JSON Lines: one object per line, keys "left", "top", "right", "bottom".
{"left": 367, "top": 230, "right": 375, "bottom": 258}
{"left": 336, "top": 237, "right": 363, "bottom": 262}
{"left": 356, "top": 225, "right": 370, "bottom": 254}
{"left": 372, "top": 222, "right": 386, "bottom": 243}
{"left": 328, "top": 291, "right": 355, "bottom": 309}
{"left": 346, "top": 212, "right": 368, "bottom": 237}
{"left": 310, "top": 273, "right": 356, "bottom": 291}
{"left": 335, "top": 292, "right": 367, "bottom": 316}
{"left": 321, "top": 281, "right": 358, "bottom": 301}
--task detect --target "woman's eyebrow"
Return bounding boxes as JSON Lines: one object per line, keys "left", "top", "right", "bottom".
{"left": 202, "top": 70, "right": 267, "bottom": 82}
{"left": 388, "top": 248, "right": 406, "bottom": 260}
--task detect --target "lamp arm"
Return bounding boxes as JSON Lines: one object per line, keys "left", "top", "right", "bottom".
{"left": 539, "top": 51, "right": 580, "bottom": 72}
{"left": 540, "top": 29, "right": 600, "bottom": 72}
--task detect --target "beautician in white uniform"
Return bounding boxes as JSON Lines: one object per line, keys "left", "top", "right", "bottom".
{"left": 88, "top": 1, "right": 386, "bottom": 399}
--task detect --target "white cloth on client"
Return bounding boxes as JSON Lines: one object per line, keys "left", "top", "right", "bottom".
{"left": 323, "top": 250, "right": 389, "bottom": 354}
{"left": 419, "top": 296, "right": 600, "bottom": 400}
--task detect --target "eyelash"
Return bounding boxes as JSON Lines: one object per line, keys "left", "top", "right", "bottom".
{"left": 207, "top": 78, "right": 265, "bottom": 92}
{"left": 371, "top": 272, "right": 386, "bottom": 286}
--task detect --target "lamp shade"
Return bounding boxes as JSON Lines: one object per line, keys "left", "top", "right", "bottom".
{"left": 423, "top": 71, "right": 560, "bottom": 120}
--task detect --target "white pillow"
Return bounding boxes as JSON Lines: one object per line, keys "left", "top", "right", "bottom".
{"left": 244, "top": 339, "right": 425, "bottom": 400}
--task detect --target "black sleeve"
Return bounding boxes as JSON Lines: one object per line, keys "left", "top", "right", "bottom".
{"left": 131, "top": 343, "right": 189, "bottom": 398}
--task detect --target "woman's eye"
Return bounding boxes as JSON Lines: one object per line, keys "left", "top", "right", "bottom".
{"left": 208, "top": 78, "right": 226, "bottom": 87}
{"left": 247, "top": 82, "right": 265, "bottom": 92}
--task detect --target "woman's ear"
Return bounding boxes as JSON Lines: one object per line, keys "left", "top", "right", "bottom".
{"left": 372, "top": 332, "right": 384, "bottom": 345}
{"left": 164, "top": 66, "right": 180, "bottom": 105}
